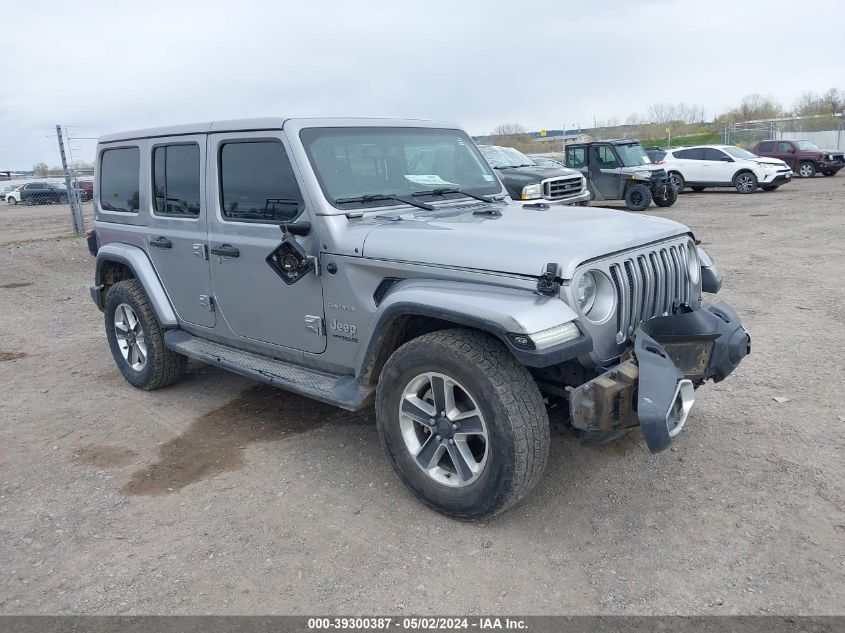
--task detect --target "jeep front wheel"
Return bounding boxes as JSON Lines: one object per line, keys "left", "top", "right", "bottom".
{"left": 375, "top": 329, "right": 549, "bottom": 519}
{"left": 105, "top": 279, "right": 186, "bottom": 390}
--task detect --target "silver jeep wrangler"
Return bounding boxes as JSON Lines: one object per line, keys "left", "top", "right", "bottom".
{"left": 88, "top": 118, "right": 750, "bottom": 519}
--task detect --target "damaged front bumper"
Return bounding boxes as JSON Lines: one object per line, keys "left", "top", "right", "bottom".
{"left": 569, "top": 301, "right": 750, "bottom": 453}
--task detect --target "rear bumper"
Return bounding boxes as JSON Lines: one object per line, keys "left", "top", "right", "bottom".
{"left": 569, "top": 301, "right": 750, "bottom": 453}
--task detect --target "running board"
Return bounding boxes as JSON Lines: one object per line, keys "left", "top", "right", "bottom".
{"left": 164, "top": 330, "right": 373, "bottom": 411}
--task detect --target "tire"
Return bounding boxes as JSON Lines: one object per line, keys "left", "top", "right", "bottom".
{"left": 691, "top": 186, "right": 706, "bottom": 192}
{"left": 797, "top": 161, "right": 816, "bottom": 178}
{"left": 24, "top": 197, "right": 34, "bottom": 206}
{"left": 58, "top": 194, "right": 68, "bottom": 203}
{"left": 652, "top": 182, "right": 677, "bottom": 207}
{"left": 8, "top": 197, "right": 17, "bottom": 206}
{"left": 762, "top": 185, "right": 779, "bottom": 192}
{"left": 668, "top": 172, "right": 685, "bottom": 192}
{"left": 733, "top": 171, "right": 758, "bottom": 194}
{"left": 104, "top": 279, "right": 186, "bottom": 390}
{"left": 624, "top": 183, "right": 652, "bottom": 211}
{"left": 375, "top": 329, "right": 549, "bottom": 520}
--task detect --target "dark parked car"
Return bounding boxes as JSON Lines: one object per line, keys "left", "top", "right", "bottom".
{"left": 479, "top": 145, "right": 590, "bottom": 206}
{"left": 564, "top": 140, "right": 677, "bottom": 211}
{"left": 6, "top": 182, "right": 69, "bottom": 206}
{"left": 751, "top": 139, "right": 844, "bottom": 178}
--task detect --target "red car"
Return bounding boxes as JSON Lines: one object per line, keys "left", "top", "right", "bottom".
{"left": 75, "top": 179, "right": 94, "bottom": 201}
{"left": 751, "top": 139, "right": 844, "bottom": 178}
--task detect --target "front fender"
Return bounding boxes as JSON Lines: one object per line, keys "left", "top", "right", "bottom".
{"left": 356, "top": 279, "right": 592, "bottom": 375}
{"left": 93, "top": 243, "right": 178, "bottom": 327}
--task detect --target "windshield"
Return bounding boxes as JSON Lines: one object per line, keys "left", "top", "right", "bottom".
{"left": 301, "top": 127, "right": 500, "bottom": 208}
{"left": 722, "top": 146, "right": 757, "bottom": 159}
{"left": 529, "top": 156, "right": 562, "bottom": 168}
{"left": 479, "top": 145, "right": 534, "bottom": 169}
{"left": 794, "top": 141, "right": 822, "bottom": 151}
{"left": 615, "top": 143, "right": 651, "bottom": 167}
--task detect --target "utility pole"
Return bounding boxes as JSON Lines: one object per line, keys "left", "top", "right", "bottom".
{"left": 56, "top": 125, "right": 84, "bottom": 235}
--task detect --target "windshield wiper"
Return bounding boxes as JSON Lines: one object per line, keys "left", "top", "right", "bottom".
{"left": 335, "top": 193, "right": 433, "bottom": 211}
{"left": 412, "top": 187, "right": 495, "bottom": 204}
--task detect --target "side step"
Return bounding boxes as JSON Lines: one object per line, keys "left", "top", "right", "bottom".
{"left": 164, "top": 330, "right": 373, "bottom": 411}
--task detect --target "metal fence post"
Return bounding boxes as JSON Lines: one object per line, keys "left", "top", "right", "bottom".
{"left": 56, "top": 124, "right": 85, "bottom": 235}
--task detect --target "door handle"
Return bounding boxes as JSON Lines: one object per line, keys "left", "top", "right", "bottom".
{"left": 210, "top": 244, "right": 240, "bottom": 258}
{"left": 149, "top": 236, "right": 172, "bottom": 249}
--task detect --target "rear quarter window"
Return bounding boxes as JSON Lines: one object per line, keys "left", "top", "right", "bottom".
{"left": 100, "top": 148, "right": 140, "bottom": 212}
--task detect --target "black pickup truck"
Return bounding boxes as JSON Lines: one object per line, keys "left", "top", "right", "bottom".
{"left": 478, "top": 145, "right": 590, "bottom": 206}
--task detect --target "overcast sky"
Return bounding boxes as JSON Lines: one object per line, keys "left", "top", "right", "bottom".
{"left": 1, "top": 0, "right": 843, "bottom": 169}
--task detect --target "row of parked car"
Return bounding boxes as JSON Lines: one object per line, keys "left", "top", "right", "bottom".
{"left": 2, "top": 179, "right": 93, "bottom": 206}
{"left": 476, "top": 137, "right": 843, "bottom": 211}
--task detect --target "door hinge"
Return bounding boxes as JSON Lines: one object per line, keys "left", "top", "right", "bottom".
{"left": 304, "top": 315, "right": 324, "bottom": 335}
{"left": 199, "top": 295, "right": 215, "bottom": 311}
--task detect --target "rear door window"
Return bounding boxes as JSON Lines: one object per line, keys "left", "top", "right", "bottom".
{"left": 153, "top": 144, "right": 201, "bottom": 217}
{"left": 566, "top": 146, "right": 586, "bottom": 167}
{"left": 100, "top": 148, "right": 140, "bottom": 212}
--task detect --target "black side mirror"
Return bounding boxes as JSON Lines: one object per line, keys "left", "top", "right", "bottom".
{"left": 279, "top": 221, "right": 311, "bottom": 236}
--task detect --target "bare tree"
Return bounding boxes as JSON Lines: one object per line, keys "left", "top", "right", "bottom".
{"left": 33, "top": 162, "right": 49, "bottom": 177}
{"left": 491, "top": 122, "right": 527, "bottom": 137}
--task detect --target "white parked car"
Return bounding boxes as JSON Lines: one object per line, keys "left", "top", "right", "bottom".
{"left": 661, "top": 145, "right": 792, "bottom": 194}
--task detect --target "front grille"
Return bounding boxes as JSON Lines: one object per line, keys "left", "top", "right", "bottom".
{"left": 608, "top": 243, "right": 693, "bottom": 344}
{"left": 543, "top": 176, "right": 583, "bottom": 200}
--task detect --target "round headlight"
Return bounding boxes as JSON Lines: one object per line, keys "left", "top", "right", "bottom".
{"left": 687, "top": 243, "right": 700, "bottom": 285}
{"left": 577, "top": 272, "right": 597, "bottom": 313}
{"left": 577, "top": 270, "right": 616, "bottom": 323}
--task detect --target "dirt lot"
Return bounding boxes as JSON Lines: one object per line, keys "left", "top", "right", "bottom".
{"left": 0, "top": 178, "right": 843, "bottom": 615}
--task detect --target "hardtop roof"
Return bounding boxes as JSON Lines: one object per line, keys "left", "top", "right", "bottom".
{"left": 97, "top": 117, "right": 461, "bottom": 144}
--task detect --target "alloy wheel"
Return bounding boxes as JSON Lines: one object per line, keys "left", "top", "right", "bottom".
{"left": 398, "top": 372, "right": 488, "bottom": 487}
{"left": 736, "top": 175, "right": 755, "bottom": 193}
{"left": 114, "top": 303, "right": 147, "bottom": 371}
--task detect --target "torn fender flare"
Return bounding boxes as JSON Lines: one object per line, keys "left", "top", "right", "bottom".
{"left": 635, "top": 332, "right": 695, "bottom": 453}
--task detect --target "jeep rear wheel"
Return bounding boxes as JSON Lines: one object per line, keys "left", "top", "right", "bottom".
{"left": 734, "top": 171, "right": 758, "bottom": 194}
{"left": 105, "top": 279, "right": 186, "bottom": 390}
{"left": 798, "top": 161, "right": 816, "bottom": 178}
{"left": 375, "top": 329, "right": 549, "bottom": 519}
{"left": 624, "top": 183, "right": 652, "bottom": 211}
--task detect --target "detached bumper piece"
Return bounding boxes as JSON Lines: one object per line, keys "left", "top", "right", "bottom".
{"left": 570, "top": 301, "right": 750, "bottom": 453}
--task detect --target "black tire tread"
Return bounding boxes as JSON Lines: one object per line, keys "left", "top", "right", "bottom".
{"left": 376, "top": 329, "right": 549, "bottom": 519}
{"left": 106, "top": 279, "right": 186, "bottom": 390}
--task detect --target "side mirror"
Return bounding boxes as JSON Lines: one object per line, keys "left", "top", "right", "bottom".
{"left": 789, "top": 148, "right": 796, "bottom": 154}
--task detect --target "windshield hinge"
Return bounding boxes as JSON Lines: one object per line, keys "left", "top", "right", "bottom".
{"left": 537, "top": 263, "right": 562, "bottom": 296}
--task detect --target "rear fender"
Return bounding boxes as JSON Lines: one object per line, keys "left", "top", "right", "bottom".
{"left": 93, "top": 243, "right": 177, "bottom": 327}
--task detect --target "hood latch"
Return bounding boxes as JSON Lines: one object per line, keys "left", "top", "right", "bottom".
{"left": 537, "top": 263, "right": 562, "bottom": 296}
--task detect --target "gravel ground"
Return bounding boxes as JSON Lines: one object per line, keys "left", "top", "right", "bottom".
{"left": 0, "top": 177, "right": 842, "bottom": 615}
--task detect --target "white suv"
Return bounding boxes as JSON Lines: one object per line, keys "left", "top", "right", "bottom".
{"left": 662, "top": 145, "right": 792, "bottom": 194}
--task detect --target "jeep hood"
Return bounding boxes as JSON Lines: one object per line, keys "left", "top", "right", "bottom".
{"left": 361, "top": 202, "right": 690, "bottom": 279}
